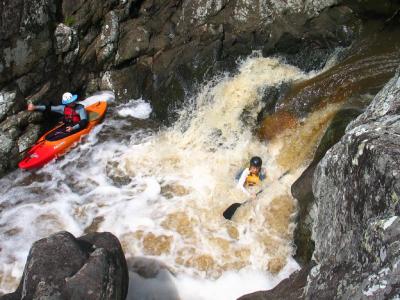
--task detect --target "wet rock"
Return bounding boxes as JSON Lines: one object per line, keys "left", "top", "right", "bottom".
{"left": 304, "top": 71, "right": 400, "bottom": 299}
{"left": 0, "top": 133, "right": 18, "bottom": 177}
{"left": 1, "top": 231, "right": 129, "bottom": 300}
{"left": 0, "top": 86, "right": 25, "bottom": 123}
{"left": 54, "top": 23, "right": 79, "bottom": 66}
{"left": 126, "top": 257, "right": 180, "bottom": 300}
{"left": 0, "top": 111, "right": 42, "bottom": 132}
{"left": 0, "top": 86, "right": 39, "bottom": 176}
{"left": 292, "top": 107, "right": 362, "bottom": 265}
{"left": 62, "top": 0, "right": 86, "bottom": 18}
{"left": 96, "top": 11, "right": 120, "bottom": 64}
{"left": 100, "top": 63, "right": 151, "bottom": 100}
{"left": 116, "top": 20, "right": 150, "bottom": 66}
{"left": 0, "top": 1, "right": 24, "bottom": 41}
{"left": 0, "top": 37, "right": 51, "bottom": 82}
{"left": 26, "top": 81, "right": 53, "bottom": 104}
{"left": 264, "top": 5, "right": 360, "bottom": 72}
{"left": 344, "top": 0, "right": 400, "bottom": 18}
{"left": 238, "top": 264, "right": 313, "bottom": 300}
{"left": 55, "top": 24, "right": 77, "bottom": 54}
{"left": 241, "top": 71, "right": 400, "bottom": 300}
{"left": 17, "top": 124, "right": 42, "bottom": 153}
{"left": 0, "top": 0, "right": 55, "bottom": 85}
{"left": 181, "top": 0, "right": 226, "bottom": 26}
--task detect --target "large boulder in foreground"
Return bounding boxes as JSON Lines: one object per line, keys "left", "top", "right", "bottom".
{"left": 1, "top": 231, "right": 129, "bottom": 300}
{"left": 239, "top": 70, "right": 400, "bottom": 299}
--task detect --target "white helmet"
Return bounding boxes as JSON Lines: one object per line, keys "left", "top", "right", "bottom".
{"left": 62, "top": 92, "right": 78, "bottom": 105}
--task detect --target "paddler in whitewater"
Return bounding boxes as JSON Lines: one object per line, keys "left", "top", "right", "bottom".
{"left": 236, "top": 156, "right": 266, "bottom": 198}
{"left": 223, "top": 156, "right": 267, "bottom": 220}
{"left": 28, "top": 92, "right": 88, "bottom": 140}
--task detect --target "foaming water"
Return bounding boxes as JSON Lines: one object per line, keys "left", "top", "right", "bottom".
{"left": 118, "top": 57, "right": 308, "bottom": 281}
{"left": 118, "top": 98, "right": 153, "bottom": 119}
{"left": 0, "top": 57, "right": 330, "bottom": 299}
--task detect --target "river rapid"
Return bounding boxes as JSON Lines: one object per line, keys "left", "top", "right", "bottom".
{"left": 1, "top": 24, "right": 399, "bottom": 298}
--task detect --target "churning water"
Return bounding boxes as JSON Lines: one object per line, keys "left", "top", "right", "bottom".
{"left": 0, "top": 55, "right": 354, "bottom": 299}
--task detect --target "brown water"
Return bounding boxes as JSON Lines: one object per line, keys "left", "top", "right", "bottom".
{"left": 260, "top": 21, "right": 400, "bottom": 141}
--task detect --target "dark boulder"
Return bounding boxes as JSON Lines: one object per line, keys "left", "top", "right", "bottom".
{"left": 263, "top": 5, "right": 360, "bottom": 72}
{"left": 343, "top": 0, "right": 400, "bottom": 18}
{"left": 238, "top": 264, "right": 313, "bottom": 300}
{"left": 1, "top": 231, "right": 129, "bottom": 300}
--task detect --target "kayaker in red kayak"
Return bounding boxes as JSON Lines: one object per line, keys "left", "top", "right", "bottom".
{"left": 28, "top": 92, "right": 88, "bottom": 141}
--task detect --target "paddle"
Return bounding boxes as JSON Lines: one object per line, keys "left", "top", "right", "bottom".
{"left": 223, "top": 170, "right": 290, "bottom": 220}
{"left": 19, "top": 140, "right": 45, "bottom": 155}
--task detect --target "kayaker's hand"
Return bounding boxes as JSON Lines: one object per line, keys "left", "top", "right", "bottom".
{"left": 65, "top": 126, "right": 72, "bottom": 132}
{"left": 27, "top": 103, "right": 35, "bottom": 111}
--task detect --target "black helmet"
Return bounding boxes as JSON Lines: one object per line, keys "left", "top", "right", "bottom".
{"left": 250, "top": 156, "right": 262, "bottom": 168}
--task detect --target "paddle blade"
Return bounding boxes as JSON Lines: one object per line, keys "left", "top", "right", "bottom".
{"left": 223, "top": 203, "right": 242, "bottom": 220}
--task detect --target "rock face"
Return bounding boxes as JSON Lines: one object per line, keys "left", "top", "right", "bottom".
{"left": 0, "top": 0, "right": 361, "bottom": 176}
{"left": 292, "top": 107, "right": 363, "bottom": 264}
{"left": 238, "top": 264, "right": 313, "bottom": 300}
{"left": 241, "top": 70, "right": 400, "bottom": 299}
{"left": 308, "top": 70, "right": 400, "bottom": 299}
{"left": 1, "top": 231, "right": 129, "bottom": 300}
{"left": 0, "top": 85, "right": 43, "bottom": 175}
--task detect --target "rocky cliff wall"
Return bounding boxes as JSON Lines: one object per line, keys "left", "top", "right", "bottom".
{"left": 308, "top": 68, "right": 400, "bottom": 299}
{"left": 241, "top": 68, "right": 400, "bottom": 300}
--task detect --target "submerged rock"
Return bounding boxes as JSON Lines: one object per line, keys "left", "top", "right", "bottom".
{"left": 1, "top": 231, "right": 129, "bottom": 300}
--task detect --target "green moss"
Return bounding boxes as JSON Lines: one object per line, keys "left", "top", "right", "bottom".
{"left": 64, "top": 16, "right": 76, "bottom": 27}
{"left": 392, "top": 191, "right": 399, "bottom": 204}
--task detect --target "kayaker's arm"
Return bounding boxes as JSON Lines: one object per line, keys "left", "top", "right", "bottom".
{"left": 70, "top": 106, "right": 88, "bottom": 131}
{"left": 236, "top": 168, "right": 251, "bottom": 196}
{"left": 260, "top": 168, "right": 267, "bottom": 181}
{"left": 32, "top": 104, "right": 65, "bottom": 114}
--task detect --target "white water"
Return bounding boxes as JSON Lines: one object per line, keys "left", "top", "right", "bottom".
{"left": 118, "top": 98, "right": 153, "bottom": 119}
{"left": 0, "top": 55, "right": 330, "bottom": 299}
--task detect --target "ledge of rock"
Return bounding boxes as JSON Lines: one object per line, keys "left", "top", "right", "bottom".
{"left": 1, "top": 231, "right": 129, "bottom": 300}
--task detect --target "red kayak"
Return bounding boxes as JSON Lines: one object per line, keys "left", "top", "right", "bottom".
{"left": 19, "top": 101, "right": 107, "bottom": 170}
